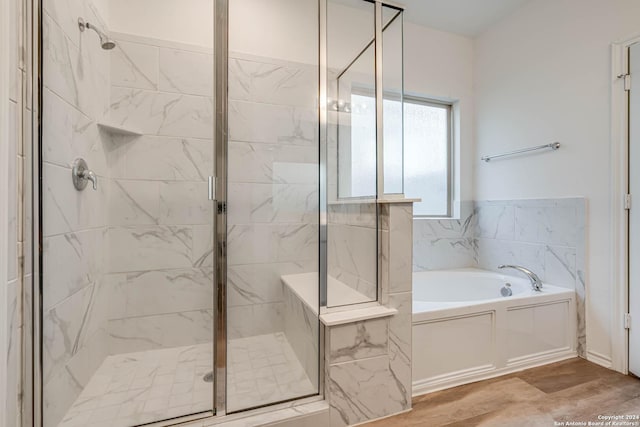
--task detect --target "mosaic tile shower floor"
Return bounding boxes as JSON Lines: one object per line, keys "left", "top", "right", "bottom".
{"left": 58, "top": 332, "right": 315, "bottom": 427}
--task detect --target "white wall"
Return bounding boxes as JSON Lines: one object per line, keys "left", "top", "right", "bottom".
{"left": 230, "top": 0, "right": 318, "bottom": 64}
{"left": 109, "top": 0, "right": 213, "bottom": 48}
{"left": 404, "top": 22, "right": 475, "bottom": 204}
{"left": 473, "top": 0, "right": 640, "bottom": 365}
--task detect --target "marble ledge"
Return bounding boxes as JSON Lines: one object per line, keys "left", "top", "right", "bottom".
{"left": 320, "top": 305, "right": 397, "bottom": 327}
{"left": 328, "top": 198, "right": 420, "bottom": 206}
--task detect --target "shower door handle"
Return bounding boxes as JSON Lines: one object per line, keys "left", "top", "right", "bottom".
{"left": 208, "top": 176, "right": 216, "bottom": 200}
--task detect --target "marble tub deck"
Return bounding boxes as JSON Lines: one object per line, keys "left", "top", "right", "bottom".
{"left": 365, "top": 358, "right": 640, "bottom": 427}
{"left": 59, "top": 333, "right": 315, "bottom": 427}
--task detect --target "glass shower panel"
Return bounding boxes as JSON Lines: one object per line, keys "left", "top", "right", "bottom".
{"left": 40, "top": 0, "right": 214, "bottom": 425}
{"left": 226, "top": 0, "right": 320, "bottom": 413}
{"left": 382, "top": 6, "right": 404, "bottom": 195}
{"left": 327, "top": 0, "right": 378, "bottom": 307}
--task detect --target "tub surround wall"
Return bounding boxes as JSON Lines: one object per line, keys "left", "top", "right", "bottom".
{"left": 413, "top": 197, "right": 586, "bottom": 356}
{"left": 226, "top": 51, "right": 319, "bottom": 339}
{"left": 105, "top": 32, "right": 215, "bottom": 353}
{"left": 324, "top": 202, "right": 413, "bottom": 426}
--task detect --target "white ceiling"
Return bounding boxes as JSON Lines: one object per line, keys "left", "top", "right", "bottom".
{"left": 399, "top": 0, "right": 530, "bottom": 37}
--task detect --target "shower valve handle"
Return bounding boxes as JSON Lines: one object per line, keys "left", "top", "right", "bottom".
{"left": 72, "top": 158, "right": 98, "bottom": 191}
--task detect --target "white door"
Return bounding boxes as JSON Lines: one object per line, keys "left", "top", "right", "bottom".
{"left": 629, "top": 42, "right": 640, "bottom": 376}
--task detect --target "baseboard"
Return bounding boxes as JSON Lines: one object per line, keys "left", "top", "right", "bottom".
{"left": 587, "top": 350, "right": 613, "bottom": 369}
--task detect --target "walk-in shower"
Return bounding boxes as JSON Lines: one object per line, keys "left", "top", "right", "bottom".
{"left": 33, "top": 0, "right": 403, "bottom": 425}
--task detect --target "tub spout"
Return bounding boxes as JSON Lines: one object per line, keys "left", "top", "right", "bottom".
{"left": 498, "top": 265, "right": 543, "bottom": 291}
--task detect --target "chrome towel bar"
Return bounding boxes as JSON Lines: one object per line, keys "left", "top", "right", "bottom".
{"left": 481, "top": 142, "right": 560, "bottom": 162}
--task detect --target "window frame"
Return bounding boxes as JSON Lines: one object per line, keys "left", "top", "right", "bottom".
{"left": 403, "top": 95, "right": 454, "bottom": 218}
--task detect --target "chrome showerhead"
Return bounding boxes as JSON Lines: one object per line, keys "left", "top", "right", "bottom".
{"left": 78, "top": 17, "right": 116, "bottom": 50}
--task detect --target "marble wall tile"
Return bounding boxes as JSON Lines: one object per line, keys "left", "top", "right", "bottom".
{"left": 413, "top": 237, "right": 477, "bottom": 271}
{"left": 475, "top": 202, "right": 515, "bottom": 240}
{"left": 109, "top": 87, "right": 214, "bottom": 139}
{"left": 328, "top": 223, "right": 377, "bottom": 288}
{"left": 108, "top": 135, "right": 213, "bottom": 181}
{"left": 43, "top": 87, "right": 110, "bottom": 176}
{"left": 42, "top": 162, "right": 108, "bottom": 237}
{"left": 544, "top": 245, "right": 577, "bottom": 289}
{"left": 43, "top": 354, "right": 85, "bottom": 426}
{"left": 227, "top": 223, "right": 318, "bottom": 266}
{"left": 159, "top": 48, "right": 214, "bottom": 96}
{"left": 227, "top": 303, "right": 284, "bottom": 339}
{"left": 108, "top": 310, "right": 213, "bottom": 354}
{"left": 43, "top": 228, "right": 105, "bottom": 310}
{"left": 229, "top": 100, "right": 317, "bottom": 146}
{"left": 328, "top": 355, "right": 407, "bottom": 427}
{"left": 158, "top": 181, "right": 212, "bottom": 225}
{"left": 111, "top": 40, "right": 159, "bottom": 90}
{"left": 283, "top": 284, "right": 319, "bottom": 389}
{"left": 387, "top": 292, "right": 412, "bottom": 410}
{"left": 476, "top": 238, "right": 546, "bottom": 275}
{"left": 389, "top": 204, "right": 413, "bottom": 293}
{"left": 108, "top": 268, "right": 214, "bottom": 319}
{"left": 192, "top": 224, "right": 214, "bottom": 268}
{"left": 228, "top": 261, "right": 316, "bottom": 307}
{"left": 228, "top": 141, "right": 318, "bottom": 185}
{"left": 107, "top": 226, "right": 194, "bottom": 273}
{"left": 227, "top": 183, "right": 318, "bottom": 225}
{"left": 329, "top": 319, "right": 388, "bottom": 363}
{"left": 514, "top": 200, "right": 582, "bottom": 246}
{"left": 43, "top": 283, "right": 95, "bottom": 385}
{"left": 228, "top": 57, "right": 317, "bottom": 108}
{"left": 108, "top": 180, "right": 160, "bottom": 226}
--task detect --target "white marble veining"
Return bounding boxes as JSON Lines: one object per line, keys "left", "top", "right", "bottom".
{"left": 328, "top": 355, "right": 407, "bottom": 427}
{"left": 229, "top": 100, "right": 317, "bottom": 146}
{"left": 159, "top": 48, "right": 214, "bottom": 97}
{"left": 107, "top": 225, "right": 195, "bottom": 273}
{"left": 329, "top": 319, "right": 388, "bottom": 363}
{"left": 111, "top": 40, "right": 159, "bottom": 90}
{"left": 108, "top": 135, "right": 213, "bottom": 181}
{"left": 108, "top": 269, "right": 214, "bottom": 319}
{"left": 229, "top": 56, "right": 317, "bottom": 108}
{"left": 109, "top": 87, "right": 214, "bottom": 139}
{"left": 228, "top": 141, "right": 318, "bottom": 185}
{"left": 283, "top": 282, "right": 319, "bottom": 390}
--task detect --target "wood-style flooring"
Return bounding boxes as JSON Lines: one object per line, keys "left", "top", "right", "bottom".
{"left": 365, "top": 358, "right": 640, "bottom": 427}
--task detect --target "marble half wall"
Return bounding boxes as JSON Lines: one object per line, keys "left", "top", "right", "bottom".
{"left": 325, "top": 202, "right": 413, "bottom": 426}
{"left": 412, "top": 197, "right": 587, "bottom": 357}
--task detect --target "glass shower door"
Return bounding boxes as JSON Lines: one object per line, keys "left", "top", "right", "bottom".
{"left": 225, "top": 0, "right": 321, "bottom": 413}
{"left": 40, "top": 0, "right": 215, "bottom": 425}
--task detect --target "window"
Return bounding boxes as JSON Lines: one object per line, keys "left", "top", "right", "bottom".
{"left": 404, "top": 97, "right": 452, "bottom": 217}
{"left": 342, "top": 95, "right": 453, "bottom": 216}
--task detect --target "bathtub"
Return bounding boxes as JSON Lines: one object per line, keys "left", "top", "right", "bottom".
{"left": 412, "top": 268, "right": 577, "bottom": 396}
